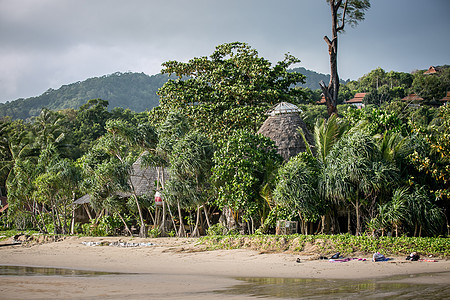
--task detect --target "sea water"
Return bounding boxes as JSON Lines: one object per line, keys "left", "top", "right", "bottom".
{"left": 1, "top": 265, "right": 449, "bottom": 299}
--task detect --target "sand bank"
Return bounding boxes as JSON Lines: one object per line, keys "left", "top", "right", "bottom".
{"left": 0, "top": 236, "right": 448, "bottom": 299}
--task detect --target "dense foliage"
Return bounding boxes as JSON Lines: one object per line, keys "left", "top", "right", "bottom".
{"left": 200, "top": 234, "right": 450, "bottom": 257}
{"left": 157, "top": 42, "right": 306, "bottom": 141}
{"left": 0, "top": 42, "right": 448, "bottom": 241}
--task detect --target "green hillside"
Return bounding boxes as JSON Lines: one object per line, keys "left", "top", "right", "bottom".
{"left": 0, "top": 72, "right": 172, "bottom": 119}
{"left": 0, "top": 68, "right": 334, "bottom": 120}
{"left": 290, "top": 67, "right": 349, "bottom": 90}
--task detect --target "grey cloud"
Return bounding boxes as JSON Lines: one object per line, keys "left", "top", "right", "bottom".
{"left": 0, "top": 0, "right": 449, "bottom": 102}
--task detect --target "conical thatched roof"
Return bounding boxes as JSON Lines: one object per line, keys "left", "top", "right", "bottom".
{"left": 257, "top": 102, "right": 313, "bottom": 161}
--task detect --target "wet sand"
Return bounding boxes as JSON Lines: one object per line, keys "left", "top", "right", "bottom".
{"left": 0, "top": 236, "right": 449, "bottom": 299}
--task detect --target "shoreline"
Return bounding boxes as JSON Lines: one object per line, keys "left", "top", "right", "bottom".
{"left": 0, "top": 236, "right": 449, "bottom": 299}
{"left": 0, "top": 236, "right": 449, "bottom": 279}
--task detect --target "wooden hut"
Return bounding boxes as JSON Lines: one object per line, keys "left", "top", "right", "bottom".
{"left": 257, "top": 102, "right": 313, "bottom": 161}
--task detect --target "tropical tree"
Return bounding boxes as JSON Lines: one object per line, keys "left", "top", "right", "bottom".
{"left": 72, "top": 99, "right": 111, "bottom": 155}
{"left": 84, "top": 119, "right": 158, "bottom": 237}
{"left": 142, "top": 112, "right": 190, "bottom": 235}
{"left": 412, "top": 67, "right": 450, "bottom": 102}
{"left": 406, "top": 186, "right": 445, "bottom": 237}
{"left": 158, "top": 42, "right": 306, "bottom": 142}
{"left": 322, "top": 126, "right": 399, "bottom": 235}
{"left": 409, "top": 105, "right": 449, "bottom": 201}
{"left": 211, "top": 130, "right": 282, "bottom": 233}
{"left": 320, "top": 0, "right": 371, "bottom": 116}
{"left": 33, "top": 154, "right": 81, "bottom": 234}
{"left": 383, "top": 187, "right": 409, "bottom": 237}
{"left": 309, "top": 114, "right": 349, "bottom": 233}
{"left": 78, "top": 147, "right": 133, "bottom": 235}
{"left": 312, "top": 114, "right": 349, "bottom": 163}
{"left": 164, "top": 131, "right": 215, "bottom": 237}
{"left": 274, "top": 152, "right": 324, "bottom": 234}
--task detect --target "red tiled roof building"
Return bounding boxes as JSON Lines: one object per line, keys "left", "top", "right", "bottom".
{"left": 345, "top": 92, "right": 366, "bottom": 108}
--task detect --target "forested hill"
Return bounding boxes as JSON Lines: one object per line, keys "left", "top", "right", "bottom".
{"left": 0, "top": 68, "right": 335, "bottom": 120}
{"left": 0, "top": 72, "right": 172, "bottom": 120}
{"left": 290, "top": 67, "right": 349, "bottom": 90}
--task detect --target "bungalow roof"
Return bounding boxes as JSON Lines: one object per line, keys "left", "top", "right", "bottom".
{"left": 316, "top": 95, "right": 326, "bottom": 105}
{"left": 402, "top": 93, "right": 424, "bottom": 102}
{"left": 346, "top": 93, "right": 366, "bottom": 103}
{"left": 424, "top": 66, "right": 440, "bottom": 75}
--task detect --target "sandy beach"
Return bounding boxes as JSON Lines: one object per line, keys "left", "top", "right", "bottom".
{"left": 0, "top": 236, "right": 449, "bottom": 299}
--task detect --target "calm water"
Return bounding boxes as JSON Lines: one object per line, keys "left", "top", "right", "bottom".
{"left": 1, "top": 266, "right": 449, "bottom": 299}
{"left": 218, "top": 276, "right": 450, "bottom": 299}
{"left": 0, "top": 265, "right": 118, "bottom": 277}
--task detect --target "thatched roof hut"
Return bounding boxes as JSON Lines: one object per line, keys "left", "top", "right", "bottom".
{"left": 128, "top": 158, "right": 169, "bottom": 197}
{"left": 257, "top": 102, "right": 313, "bottom": 161}
{"left": 75, "top": 157, "right": 169, "bottom": 204}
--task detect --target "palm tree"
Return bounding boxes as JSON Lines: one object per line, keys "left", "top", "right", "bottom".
{"left": 164, "top": 131, "right": 214, "bottom": 237}
{"left": 406, "top": 186, "right": 445, "bottom": 236}
{"left": 385, "top": 187, "right": 409, "bottom": 237}
{"left": 322, "top": 127, "right": 399, "bottom": 235}
{"left": 138, "top": 112, "right": 192, "bottom": 236}
{"left": 274, "top": 153, "right": 324, "bottom": 234}
{"left": 313, "top": 114, "right": 349, "bottom": 163}
{"left": 90, "top": 119, "right": 154, "bottom": 237}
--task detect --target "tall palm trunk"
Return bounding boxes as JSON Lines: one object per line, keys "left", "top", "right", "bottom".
{"left": 191, "top": 206, "right": 201, "bottom": 237}
{"left": 355, "top": 198, "right": 361, "bottom": 236}
{"left": 177, "top": 200, "right": 186, "bottom": 237}
{"left": 131, "top": 193, "right": 146, "bottom": 238}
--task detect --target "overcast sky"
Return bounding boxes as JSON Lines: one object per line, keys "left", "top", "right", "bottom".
{"left": 0, "top": 0, "right": 449, "bottom": 103}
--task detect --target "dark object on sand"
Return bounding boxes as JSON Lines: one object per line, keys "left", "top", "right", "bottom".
{"left": 406, "top": 252, "right": 420, "bottom": 261}
{"left": 296, "top": 258, "right": 301, "bottom": 263}
{"left": 331, "top": 252, "right": 340, "bottom": 259}
{"left": 319, "top": 256, "right": 328, "bottom": 260}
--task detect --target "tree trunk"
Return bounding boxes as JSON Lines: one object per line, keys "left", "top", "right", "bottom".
{"left": 177, "top": 201, "right": 186, "bottom": 237}
{"left": 159, "top": 201, "right": 167, "bottom": 235}
{"left": 147, "top": 208, "right": 156, "bottom": 226}
{"left": 321, "top": 215, "right": 326, "bottom": 234}
{"left": 250, "top": 216, "right": 255, "bottom": 235}
{"left": 321, "top": 1, "right": 344, "bottom": 117}
{"left": 117, "top": 212, "right": 132, "bottom": 236}
{"left": 222, "top": 206, "right": 237, "bottom": 231}
{"left": 166, "top": 203, "right": 177, "bottom": 233}
{"left": 355, "top": 199, "right": 361, "bottom": 235}
{"left": 203, "top": 205, "right": 211, "bottom": 229}
{"left": 70, "top": 206, "right": 75, "bottom": 235}
{"left": 347, "top": 208, "right": 352, "bottom": 234}
{"left": 129, "top": 185, "right": 147, "bottom": 237}
{"left": 83, "top": 203, "right": 93, "bottom": 220}
{"left": 191, "top": 206, "right": 201, "bottom": 237}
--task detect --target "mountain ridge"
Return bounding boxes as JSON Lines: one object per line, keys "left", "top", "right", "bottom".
{"left": 0, "top": 68, "right": 336, "bottom": 120}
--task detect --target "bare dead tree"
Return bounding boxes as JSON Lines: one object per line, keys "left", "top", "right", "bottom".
{"left": 320, "top": 0, "right": 370, "bottom": 116}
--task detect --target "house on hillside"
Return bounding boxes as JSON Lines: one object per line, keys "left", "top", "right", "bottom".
{"left": 316, "top": 95, "right": 326, "bottom": 105}
{"left": 257, "top": 102, "right": 313, "bottom": 161}
{"left": 402, "top": 93, "right": 424, "bottom": 107}
{"left": 345, "top": 93, "right": 366, "bottom": 109}
{"left": 424, "top": 66, "right": 440, "bottom": 75}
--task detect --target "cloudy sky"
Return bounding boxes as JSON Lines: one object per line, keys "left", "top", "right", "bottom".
{"left": 0, "top": 0, "right": 449, "bottom": 103}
